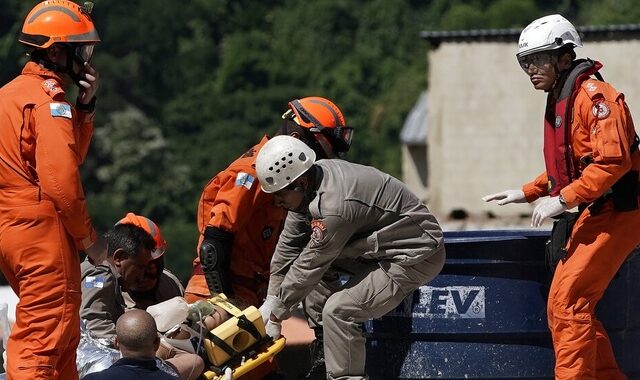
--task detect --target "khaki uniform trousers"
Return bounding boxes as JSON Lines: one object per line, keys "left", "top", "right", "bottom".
{"left": 322, "top": 248, "right": 445, "bottom": 380}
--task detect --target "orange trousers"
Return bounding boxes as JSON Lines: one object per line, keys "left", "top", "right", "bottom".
{"left": 548, "top": 201, "right": 640, "bottom": 380}
{"left": 0, "top": 193, "right": 81, "bottom": 380}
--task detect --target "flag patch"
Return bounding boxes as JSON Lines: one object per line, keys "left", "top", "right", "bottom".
{"left": 235, "top": 172, "right": 255, "bottom": 190}
{"left": 84, "top": 275, "right": 105, "bottom": 289}
{"left": 50, "top": 103, "right": 72, "bottom": 119}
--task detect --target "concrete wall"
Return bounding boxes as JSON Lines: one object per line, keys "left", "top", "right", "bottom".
{"left": 401, "top": 144, "right": 429, "bottom": 203}
{"left": 424, "top": 40, "right": 640, "bottom": 221}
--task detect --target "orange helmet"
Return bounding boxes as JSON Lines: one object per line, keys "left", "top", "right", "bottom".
{"left": 19, "top": 0, "right": 100, "bottom": 49}
{"left": 116, "top": 213, "right": 167, "bottom": 259}
{"left": 283, "top": 97, "right": 353, "bottom": 155}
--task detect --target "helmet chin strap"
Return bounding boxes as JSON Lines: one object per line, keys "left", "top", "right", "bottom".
{"left": 33, "top": 45, "right": 85, "bottom": 87}
{"left": 547, "top": 64, "right": 561, "bottom": 93}
{"left": 292, "top": 166, "right": 321, "bottom": 213}
{"left": 549, "top": 61, "right": 573, "bottom": 95}
{"left": 314, "top": 133, "right": 336, "bottom": 159}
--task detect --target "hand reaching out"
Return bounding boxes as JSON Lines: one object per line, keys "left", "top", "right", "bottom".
{"left": 482, "top": 189, "right": 526, "bottom": 205}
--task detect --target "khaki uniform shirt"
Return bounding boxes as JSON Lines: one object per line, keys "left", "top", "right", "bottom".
{"left": 122, "top": 269, "right": 184, "bottom": 310}
{"left": 80, "top": 259, "right": 125, "bottom": 342}
{"left": 270, "top": 159, "right": 443, "bottom": 319}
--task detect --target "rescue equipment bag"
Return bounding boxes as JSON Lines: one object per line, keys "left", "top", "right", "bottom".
{"left": 545, "top": 211, "right": 580, "bottom": 272}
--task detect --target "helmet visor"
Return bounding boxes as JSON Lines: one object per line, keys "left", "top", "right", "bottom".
{"left": 517, "top": 52, "right": 556, "bottom": 73}
{"left": 75, "top": 44, "right": 95, "bottom": 63}
{"left": 338, "top": 127, "right": 354, "bottom": 151}
{"left": 151, "top": 244, "right": 166, "bottom": 259}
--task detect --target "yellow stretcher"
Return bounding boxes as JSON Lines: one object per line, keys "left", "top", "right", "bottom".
{"left": 199, "top": 294, "right": 286, "bottom": 379}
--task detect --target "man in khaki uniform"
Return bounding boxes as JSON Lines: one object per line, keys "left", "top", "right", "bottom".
{"left": 257, "top": 136, "right": 445, "bottom": 380}
{"left": 115, "top": 213, "right": 184, "bottom": 311}
{"left": 80, "top": 222, "right": 156, "bottom": 341}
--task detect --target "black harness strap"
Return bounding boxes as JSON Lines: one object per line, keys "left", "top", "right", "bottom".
{"left": 236, "top": 315, "right": 262, "bottom": 341}
{"left": 205, "top": 330, "right": 237, "bottom": 358}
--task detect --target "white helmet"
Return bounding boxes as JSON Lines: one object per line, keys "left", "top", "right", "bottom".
{"left": 257, "top": 135, "right": 316, "bottom": 193}
{"left": 517, "top": 14, "right": 582, "bottom": 58}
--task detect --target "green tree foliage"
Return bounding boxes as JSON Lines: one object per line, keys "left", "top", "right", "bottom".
{"left": 90, "top": 107, "right": 195, "bottom": 221}
{"left": 441, "top": 3, "right": 485, "bottom": 30}
{"left": 485, "top": 0, "right": 538, "bottom": 28}
{"left": 574, "top": 0, "right": 640, "bottom": 24}
{"left": 1, "top": 0, "right": 636, "bottom": 284}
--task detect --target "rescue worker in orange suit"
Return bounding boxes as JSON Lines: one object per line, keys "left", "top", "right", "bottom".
{"left": 483, "top": 14, "right": 640, "bottom": 380}
{"left": 184, "top": 97, "right": 352, "bottom": 380}
{"left": 0, "top": 2, "right": 106, "bottom": 379}
{"left": 184, "top": 97, "right": 353, "bottom": 306}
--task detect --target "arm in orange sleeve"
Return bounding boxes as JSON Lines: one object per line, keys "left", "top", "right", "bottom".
{"left": 561, "top": 90, "right": 634, "bottom": 207}
{"left": 522, "top": 171, "right": 549, "bottom": 202}
{"left": 205, "top": 167, "right": 268, "bottom": 233}
{"left": 34, "top": 101, "right": 96, "bottom": 250}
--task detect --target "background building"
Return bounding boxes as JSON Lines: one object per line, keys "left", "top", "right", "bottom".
{"left": 403, "top": 25, "right": 640, "bottom": 228}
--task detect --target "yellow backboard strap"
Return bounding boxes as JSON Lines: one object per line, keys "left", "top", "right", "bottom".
{"left": 207, "top": 293, "right": 244, "bottom": 317}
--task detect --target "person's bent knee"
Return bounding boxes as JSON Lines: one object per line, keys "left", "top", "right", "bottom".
{"left": 322, "top": 294, "right": 347, "bottom": 323}
{"left": 166, "top": 353, "right": 205, "bottom": 380}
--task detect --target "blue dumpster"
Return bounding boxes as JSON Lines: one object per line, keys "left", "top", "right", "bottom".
{"left": 364, "top": 229, "right": 640, "bottom": 379}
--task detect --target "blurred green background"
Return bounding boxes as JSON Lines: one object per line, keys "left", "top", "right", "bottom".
{"left": 0, "top": 0, "right": 638, "bottom": 283}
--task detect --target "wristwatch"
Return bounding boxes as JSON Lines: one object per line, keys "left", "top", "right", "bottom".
{"left": 558, "top": 193, "right": 567, "bottom": 207}
{"left": 76, "top": 96, "right": 96, "bottom": 113}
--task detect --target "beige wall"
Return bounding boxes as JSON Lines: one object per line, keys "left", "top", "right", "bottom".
{"left": 424, "top": 40, "right": 640, "bottom": 221}
{"left": 401, "top": 144, "right": 429, "bottom": 203}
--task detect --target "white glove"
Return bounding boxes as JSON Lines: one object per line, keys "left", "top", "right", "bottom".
{"left": 532, "top": 196, "right": 567, "bottom": 227}
{"left": 265, "top": 319, "right": 282, "bottom": 339}
{"left": 482, "top": 189, "right": 526, "bottom": 205}
{"left": 259, "top": 295, "right": 279, "bottom": 324}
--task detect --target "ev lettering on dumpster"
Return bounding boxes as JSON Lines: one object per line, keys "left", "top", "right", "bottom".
{"left": 414, "top": 286, "right": 485, "bottom": 319}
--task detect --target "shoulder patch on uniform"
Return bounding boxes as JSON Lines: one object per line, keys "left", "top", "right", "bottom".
{"left": 585, "top": 82, "right": 598, "bottom": 92}
{"left": 310, "top": 220, "right": 326, "bottom": 243}
{"left": 50, "top": 103, "right": 72, "bottom": 119}
{"left": 592, "top": 101, "right": 610, "bottom": 120}
{"left": 42, "top": 79, "right": 65, "bottom": 98}
{"left": 235, "top": 172, "right": 255, "bottom": 189}
{"left": 84, "top": 275, "right": 105, "bottom": 289}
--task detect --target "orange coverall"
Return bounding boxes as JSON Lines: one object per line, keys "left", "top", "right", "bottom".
{"left": 0, "top": 62, "right": 97, "bottom": 380}
{"left": 523, "top": 78, "right": 640, "bottom": 379}
{"left": 185, "top": 136, "right": 287, "bottom": 307}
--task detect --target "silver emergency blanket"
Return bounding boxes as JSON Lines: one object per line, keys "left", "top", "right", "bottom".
{"left": 76, "top": 320, "right": 179, "bottom": 378}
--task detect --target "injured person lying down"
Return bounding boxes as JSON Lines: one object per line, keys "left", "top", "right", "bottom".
{"left": 147, "top": 293, "right": 285, "bottom": 380}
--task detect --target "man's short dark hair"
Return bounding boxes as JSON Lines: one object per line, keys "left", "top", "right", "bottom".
{"left": 104, "top": 224, "right": 155, "bottom": 258}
